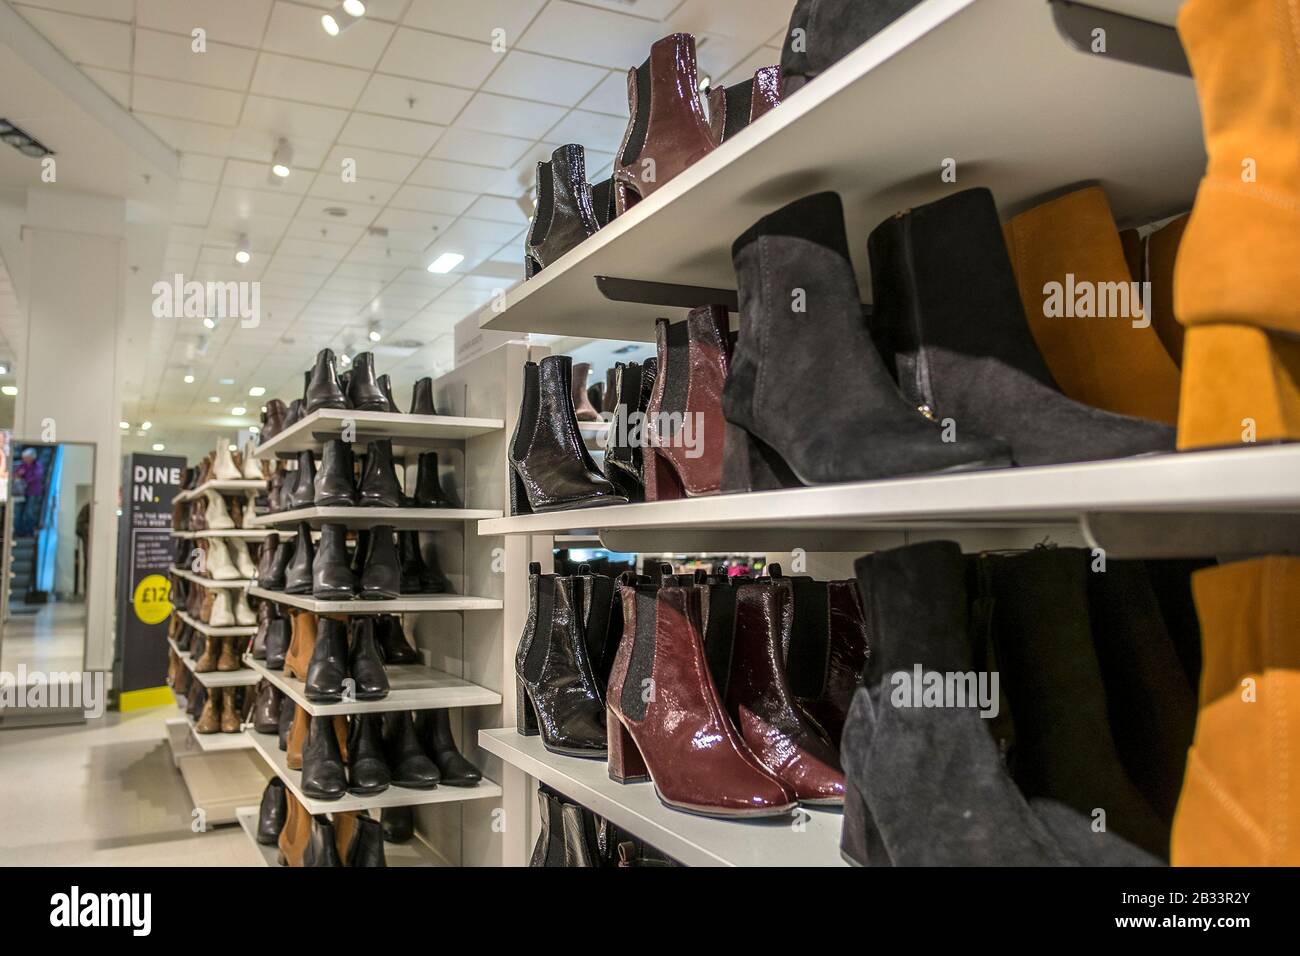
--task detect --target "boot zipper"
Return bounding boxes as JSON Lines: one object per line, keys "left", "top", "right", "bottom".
{"left": 897, "top": 212, "right": 938, "bottom": 420}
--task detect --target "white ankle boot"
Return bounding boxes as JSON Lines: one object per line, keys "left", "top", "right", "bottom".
{"left": 232, "top": 590, "right": 256, "bottom": 626}
{"left": 209, "top": 590, "right": 235, "bottom": 626}
{"left": 240, "top": 440, "right": 264, "bottom": 480}
{"left": 212, "top": 439, "right": 241, "bottom": 480}
{"left": 206, "top": 539, "right": 241, "bottom": 581}
{"left": 204, "top": 490, "right": 235, "bottom": 529}
{"left": 241, "top": 491, "right": 260, "bottom": 529}
{"left": 228, "top": 538, "right": 256, "bottom": 578}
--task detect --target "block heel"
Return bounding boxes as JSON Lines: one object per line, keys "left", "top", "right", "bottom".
{"left": 516, "top": 677, "right": 539, "bottom": 737}
{"left": 1177, "top": 324, "right": 1300, "bottom": 450}
{"left": 606, "top": 709, "right": 651, "bottom": 783}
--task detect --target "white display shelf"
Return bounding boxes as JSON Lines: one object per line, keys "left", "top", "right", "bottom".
{"left": 245, "top": 656, "right": 501, "bottom": 717}
{"left": 174, "top": 610, "right": 258, "bottom": 639}
{"left": 177, "top": 749, "right": 271, "bottom": 827}
{"left": 479, "top": 447, "right": 1300, "bottom": 556}
{"left": 236, "top": 806, "right": 452, "bottom": 867}
{"left": 473, "top": 0, "right": 1202, "bottom": 341}
{"left": 479, "top": 728, "right": 845, "bottom": 867}
{"left": 171, "top": 566, "right": 252, "bottom": 589}
{"left": 253, "top": 408, "right": 503, "bottom": 459}
{"left": 169, "top": 715, "right": 252, "bottom": 753}
{"left": 246, "top": 731, "right": 501, "bottom": 815}
{"left": 171, "top": 529, "right": 273, "bottom": 539}
{"left": 176, "top": 479, "right": 266, "bottom": 503}
{"left": 169, "top": 636, "right": 261, "bottom": 687}
{"left": 251, "top": 506, "right": 502, "bottom": 530}
{"left": 249, "top": 586, "right": 503, "bottom": 615}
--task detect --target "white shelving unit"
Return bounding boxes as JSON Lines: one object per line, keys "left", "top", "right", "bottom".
{"left": 251, "top": 506, "right": 502, "bottom": 530}
{"left": 169, "top": 637, "right": 260, "bottom": 688}
{"left": 247, "top": 586, "right": 502, "bottom": 615}
{"left": 254, "top": 408, "right": 503, "bottom": 458}
{"left": 174, "top": 610, "right": 257, "bottom": 640}
{"left": 235, "top": 806, "right": 453, "bottom": 867}
{"left": 171, "top": 566, "right": 252, "bottom": 589}
{"left": 175, "top": 479, "right": 266, "bottom": 503}
{"left": 246, "top": 731, "right": 502, "bottom": 815}
{"left": 479, "top": 729, "right": 844, "bottom": 868}
{"left": 165, "top": 716, "right": 252, "bottom": 753}
{"left": 171, "top": 529, "right": 273, "bottom": 540}
{"left": 245, "top": 656, "right": 501, "bottom": 717}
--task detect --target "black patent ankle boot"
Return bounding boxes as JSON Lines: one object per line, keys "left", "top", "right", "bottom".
{"left": 374, "top": 614, "right": 419, "bottom": 664}
{"left": 529, "top": 784, "right": 568, "bottom": 866}
{"left": 409, "top": 377, "right": 437, "bottom": 416}
{"left": 382, "top": 711, "right": 440, "bottom": 789}
{"left": 722, "top": 192, "right": 1010, "bottom": 492}
{"left": 603, "top": 360, "right": 655, "bottom": 502}
{"left": 376, "top": 374, "right": 400, "bottom": 413}
{"left": 508, "top": 356, "right": 626, "bottom": 514}
{"left": 287, "top": 450, "right": 316, "bottom": 510}
{"left": 416, "top": 709, "right": 483, "bottom": 786}
{"left": 398, "top": 530, "right": 427, "bottom": 593}
{"left": 414, "top": 452, "right": 455, "bottom": 508}
{"left": 360, "top": 526, "right": 400, "bottom": 600}
{"left": 346, "top": 713, "right": 391, "bottom": 794}
{"left": 313, "top": 439, "right": 357, "bottom": 507}
{"left": 348, "top": 617, "right": 389, "bottom": 699}
{"left": 305, "top": 349, "right": 348, "bottom": 414}
{"left": 573, "top": 564, "right": 622, "bottom": 696}
{"left": 348, "top": 351, "right": 388, "bottom": 411}
{"left": 283, "top": 522, "right": 314, "bottom": 595}
{"left": 300, "top": 716, "right": 347, "bottom": 800}
{"left": 865, "top": 188, "right": 1175, "bottom": 466}
{"left": 311, "top": 523, "right": 356, "bottom": 599}
{"left": 515, "top": 563, "right": 607, "bottom": 757}
{"left": 359, "top": 439, "right": 403, "bottom": 508}
{"left": 525, "top": 144, "right": 603, "bottom": 278}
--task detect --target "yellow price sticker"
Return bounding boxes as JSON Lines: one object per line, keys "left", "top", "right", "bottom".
{"left": 134, "top": 574, "right": 173, "bottom": 625}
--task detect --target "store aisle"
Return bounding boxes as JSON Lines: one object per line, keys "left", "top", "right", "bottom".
{"left": 0, "top": 707, "right": 258, "bottom": 866}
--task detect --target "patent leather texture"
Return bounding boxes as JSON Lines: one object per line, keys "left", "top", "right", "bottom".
{"left": 300, "top": 715, "right": 347, "bottom": 800}
{"left": 360, "top": 526, "right": 400, "bottom": 599}
{"left": 348, "top": 617, "right": 390, "bottom": 700}
{"left": 606, "top": 582, "right": 796, "bottom": 817}
{"left": 613, "top": 34, "right": 718, "bottom": 215}
{"left": 709, "top": 65, "right": 783, "bottom": 144}
{"left": 347, "top": 351, "right": 388, "bottom": 411}
{"left": 515, "top": 566, "right": 608, "bottom": 756}
{"left": 530, "top": 785, "right": 567, "bottom": 866}
{"left": 508, "top": 356, "right": 626, "bottom": 514}
{"left": 644, "top": 306, "right": 731, "bottom": 499}
{"left": 414, "top": 452, "right": 455, "bottom": 507}
{"left": 287, "top": 450, "right": 316, "bottom": 509}
{"left": 346, "top": 714, "right": 391, "bottom": 795}
{"left": 314, "top": 440, "right": 357, "bottom": 507}
{"left": 256, "top": 778, "right": 286, "bottom": 844}
{"left": 525, "top": 144, "right": 603, "bottom": 278}
{"left": 575, "top": 566, "right": 622, "bottom": 697}
{"left": 359, "top": 439, "right": 403, "bottom": 508}
{"left": 724, "top": 579, "right": 844, "bottom": 804}
{"left": 416, "top": 709, "right": 482, "bottom": 786}
{"left": 604, "top": 359, "right": 657, "bottom": 502}
{"left": 305, "top": 349, "right": 347, "bottom": 414}
{"left": 382, "top": 710, "right": 440, "bottom": 789}
{"left": 571, "top": 362, "right": 601, "bottom": 421}
{"left": 313, "top": 523, "right": 357, "bottom": 599}
{"left": 304, "top": 617, "right": 348, "bottom": 701}
{"left": 409, "top": 377, "right": 438, "bottom": 416}
{"left": 283, "top": 523, "right": 314, "bottom": 595}
{"left": 780, "top": 573, "right": 869, "bottom": 746}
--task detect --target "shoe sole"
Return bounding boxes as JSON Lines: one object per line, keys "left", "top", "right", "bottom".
{"left": 655, "top": 791, "right": 798, "bottom": 820}
{"left": 541, "top": 740, "right": 608, "bottom": 759}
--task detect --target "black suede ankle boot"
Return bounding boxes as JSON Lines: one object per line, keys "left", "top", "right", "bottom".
{"left": 780, "top": 0, "right": 923, "bottom": 96}
{"left": 722, "top": 192, "right": 1010, "bottom": 491}
{"left": 305, "top": 349, "right": 348, "bottom": 414}
{"left": 358, "top": 439, "right": 403, "bottom": 508}
{"left": 347, "top": 352, "right": 387, "bottom": 411}
{"left": 360, "top": 526, "right": 401, "bottom": 600}
{"left": 865, "top": 189, "right": 1176, "bottom": 466}
{"left": 313, "top": 440, "right": 357, "bottom": 507}
{"left": 283, "top": 522, "right": 315, "bottom": 595}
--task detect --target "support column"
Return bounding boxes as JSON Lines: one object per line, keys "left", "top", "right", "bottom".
{"left": 15, "top": 189, "right": 126, "bottom": 673}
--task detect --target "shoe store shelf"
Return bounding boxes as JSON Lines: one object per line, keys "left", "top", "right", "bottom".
{"left": 171, "top": 529, "right": 274, "bottom": 540}
{"left": 473, "top": 0, "right": 1201, "bottom": 342}
{"left": 244, "top": 657, "right": 502, "bottom": 717}
{"left": 169, "top": 637, "right": 261, "bottom": 687}
{"left": 253, "top": 409, "right": 504, "bottom": 459}
{"left": 174, "top": 610, "right": 258, "bottom": 640}
{"left": 175, "top": 479, "right": 266, "bottom": 503}
{"left": 182, "top": 716, "right": 252, "bottom": 753}
{"left": 171, "top": 566, "right": 251, "bottom": 589}
{"left": 250, "top": 506, "right": 502, "bottom": 531}
{"left": 246, "top": 731, "right": 502, "bottom": 815}
{"left": 479, "top": 728, "right": 845, "bottom": 867}
{"left": 479, "top": 447, "right": 1300, "bottom": 558}
{"left": 248, "top": 587, "right": 503, "bottom": 615}
{"left": 235, "top": 806, "right": 453, "bottom": 867}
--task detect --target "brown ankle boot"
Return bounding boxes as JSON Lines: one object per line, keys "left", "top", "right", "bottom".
{"left": 284, "top": 611, "right": 318, "bottom": 681}
{"left": 193, "top": 635, "right": 220, "bottom": 673}
{"left": 195, "top": 688, "right": 221, "bottom": 733}
{"left": 221, "top": 688, "right": 242, "bottom": 733}
{"left": 217, "top": 635, "right": 241, "bottom": 672}
{"left": 278, "top": 792, "right": 310, "bottom": 867}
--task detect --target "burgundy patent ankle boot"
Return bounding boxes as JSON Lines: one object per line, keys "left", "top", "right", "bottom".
{"left": 605, "top": 578, "right": 795, "bottom": 818}
{"left": 708, "top": 65, "right": 783, "bottom": 144}
{"left": 643, "top": 306, "right": 731, "bottom": 500}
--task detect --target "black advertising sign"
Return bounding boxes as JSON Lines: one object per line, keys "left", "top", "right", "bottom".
{"left": 114, "top": 454, "right": 184, "bottom": 697}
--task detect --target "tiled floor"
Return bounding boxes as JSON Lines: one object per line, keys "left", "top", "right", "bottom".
{"left": 0, "top": 600, "right": 88, "bottom": 674}
{"left": 0, "top": 705, "right": 262, "bottom": 866}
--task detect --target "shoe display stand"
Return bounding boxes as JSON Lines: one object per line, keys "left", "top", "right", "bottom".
{"left": 175, "top": 479, "right": 267, "bottom": 503}
{"left": 169, "top": 637, "right": 260, "bottom": 690}
{"left": 171, "top": 567, "right": 252, "bottom": 589}
{"left": 174, "top": 610, "right": 256, "bottom": 639}
{"left": 235, "top": 806, "right": 453, "bottom": 868}
{"left": 242, "top": 355, "right": 525, "bottom": 866}
{"left": 172, "top": 530, "right": 273, "bottom": 540}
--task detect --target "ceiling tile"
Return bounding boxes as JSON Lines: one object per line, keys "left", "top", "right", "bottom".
{"left": 577, "top": 71, "right": 629, "bottom": 117}
{"left": 228, "top": 131, "right": 332, "bottom": 174}
{"left": 407, "top": 159, "right": 505, "bottom": 195}
{"left": 378, "top": 28, "right": 498, "bottom": 88}
{"left": 239, "top": 95, "right": 351, "bottom": 143}
{"left": 482, "top": 50, "right": 605, "bottom": 107}
{"left": 178, "top": 154, "right": 227, "bottom": 185}
{"left": 250, "top": 53, "right": 370, "bottom": 110}
{"left": 431, "top": 128, "right": 533, "bottom": 168}
{"left": 136, "top": 0, "right": 275, "bottom": 49}
{"left": 322, "top": 145, "right": 420, "bottom": 185}
{"left": 17, "top": 8, "right": 131, "bottom": 70}
{"left": 461, "top": 196, "right": 529, "bottom": 226}
{"left": 542, "top": 109, "right": 627, "bottom": 153}
{"left": 81, "top": 67, "right": 131, "bottom": 107}
{"left": 284, "top": 220, "right": 366, "bottom": 245}
{"left": 309, "top": 174, "right": 399, "bottom": 206}
{"left": 296, "top": 197, "right": 384, "bottom": 225}
{"left": 132, "top": 28, "right": 257, "bottom": 91}
{"left": 13, "top": 0, "right": 135, "bottom": 18}
{"left": 213, "top": 185, "right": 304, "bottom": 221}
{"left": 402, "top": 0, "right": 545, "bottom": 42}
{"left": 390, "top": 185, "right": 477, "bottom": 216}
{"left": 361, "top": 225, "right": 440, "bottom": 251}
{"left": 517, "top": 2, "right": 662, "bottom": 70}
{"left": 573, "top": 0, "right": 683, "bottom": 17}
{"left": 138, "top": 115, "right": 235, "bottom": 156}
{"left": 261, "top": 1, "right": 396, "bottom": 69}
{"left": 222, "top": 157, "right": 310, "bottom": 194}
{"left": 354, "top": 73, "right": 472, "bottom": 127}
{"left": 132, "top": 76, "right": 245, "bottom": 126}
{"left": 455, "top": 92, "right": 567, "bottom": 141}
{"left": 338, "top": 113, "right": 444, "bottom": 157}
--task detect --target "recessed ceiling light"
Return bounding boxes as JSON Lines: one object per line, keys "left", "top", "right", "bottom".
{"left": 231, "top": 406, "right": 247, "bottom": 416}
{"left": 141, "top": 421, "right": 152, "bottom": 430}
{"left": 249, "top": 425, "right": 261, "bottom": 434}
{"left": 228, "top": 444, "right": 238, "bottom": 452}
{"left": 208, "top": 396, "right": 221, "bottom": 403}
{"left": 427, "top": 252, "right": 464, "bottom": 274}
{"left": 152, "top": 442, "right": 165, "bottom": 452}
{"left": 271, "top": 138, "right": 293, "bottom": 179}
{"left": 235, "top": 233, "right": 251, "bottom": 265}
{"left": 119, "top": 420, "right": 130, "bottom": 429}
{"left": 248, "top": 386, "right": 266, "bottom": 397}
{"left": 219, "top": 378, "right": 235, "bottom": 386}
{"left": 2, "top": 385, "right": 19, "bottom": 396}
{"left": 0, "top": 363, "right": 8, "bottom": 374}
{"left": 183, "top": 370, "right": 195, "bottom": 384}
{"left": 322, "top": 0, "right": 365, "bottom": 34}
{"left": 203, "top": 317, "right": 216, "bottom": 330}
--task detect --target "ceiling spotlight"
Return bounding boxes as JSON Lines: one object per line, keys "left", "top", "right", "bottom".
{"left": 322, "top": 0, "right": 365, "bottom": 35}
{"left": 339, "top": 352, "right": 351, "bottom": 366}
{"left": 0, "top": 118, "right": 54, "bottom": 159}
{"left": 368, "top": 320, "right": 382, "bottom": 343}
{"left": 152, "top": 442, "right": 166, "bottom": 452}
{"left": 141, "top": 421, "right": 152, "bottom": 431}
{"left": 0, "top": 362, "right": 9, "bottom": 374}
{"left": 427, "top": 252, "right": 464, "bottom": 274}
{"left": 228, "top": 444, "right": 238, "bottom": 452}
{"left": 235, "top": 234, "right": 251, "bottom": 265}
{"left": 183, "top": 372, "right": 195, "bottom": 384}
{"left": 249, "top": 425, "right": 261, "bottom": 435}
{"left": 231, "top": 406, "right": 247, "bottom": 416}
{"left": 203, "top": 317, "right": 217, "bottom": 330}
{"left": 2, "top": 385, "right": 18, "bottom": 396}
{"left": 271, "top": 138, "right": 293, "bottom": 179}
{"left": 208, "top": 396, "right": 221, "bottom": 404}
{"left": 119, "top": 420, "right": 130, "bottom": 430}
{"left": 248, "top": 386, "right": 266, "bottom": 397}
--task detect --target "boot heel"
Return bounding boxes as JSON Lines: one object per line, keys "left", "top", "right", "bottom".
{"left": 524, "top": 255, "right": 541, "bottom": 279}
{"left": 840, "top": 778, "right": 888, "bottom": 866}
{"left": 643, "top": 448, "right": 685, "bottom": 501}
{"left": 516, "top": 678, "right": 539, "bottom": 737}
{"left": 1177, "top": 324, "right": 1300, "bottom": 450}
{"left": 509, "top": 468, "right": 532, "bottom": 516}
{"left": 721, "top": 422, "right": 801, "bottom": 493}
{"left": 607, "top": 709, "right": 651, "bottom": 783}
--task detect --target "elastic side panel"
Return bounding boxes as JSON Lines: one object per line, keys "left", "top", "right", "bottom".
{"left": 786, "top": 578, "right": 831, "bottom": 698}
{"left": 723, "top": 78, "right": 755, "bottom": 141}
{"left": 660, "top": 319, "right": 691, "bottom": 417}
{"left": 620, "top": 59, "right": 652, "bottom": 168}
{"left": 583, "top": 575, "right": 616, "bottom": 686}
{"left": 531, "top": 160, "right": 554, "bottom": 245}
{"left": 621, "top": 588, "right": 658, "bottom": 721}
{"left": 701, "top": 584, "right": 738, "bottom": 702}
{"left": 511, "top": 363, "right": 540, "bottom": 462}
{"left": 521, "top": 574, "right": 554, "bottom": 684}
